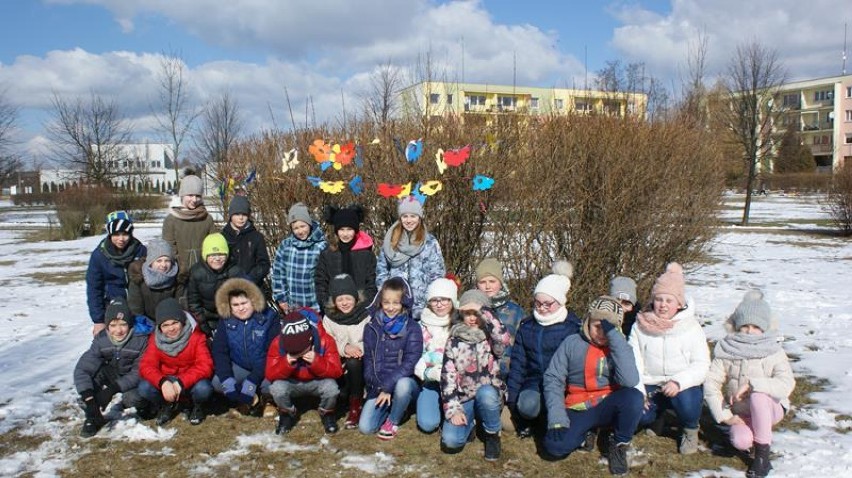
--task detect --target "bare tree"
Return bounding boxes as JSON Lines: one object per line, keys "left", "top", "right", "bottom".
{"left": 153, "top": 51, "right": 200, "bottom": 191}
{"left": 679, "top": 29, "right": 709, "bottom": 125}
{"left": 595, "top": 61, "right": 668, "bottom": 120}
{"left": 361, "top": 60, "right": 403, "bottom": 128}
{"left": 721, "top": 41, "right": 786, "bottom": 225}
{"left": 45, "top": 92, "right": 134, "bottom": 185}
{"left": 194, "top": 91, "right": 243, "bottom": 184}
{"left": 0, "top": 88, "right": 21, "bottom": 185}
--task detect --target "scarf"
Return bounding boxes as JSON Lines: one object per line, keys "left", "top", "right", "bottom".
{"left": 338, "top": 239, "right": 354, "bottom": 278}
{"left": 101, "top": 238, "right": 141, "bottom": 268}
{"left": 381, "top": 222, "right": 426, "bottom": 268}
{"left": 379, "top": 310, "right": 408, "bottom": 336}
{"left": 142, "top": 262, "right": 178, "bottom": 290}
{"left": 169, "top": 204, "right": 209, "bottom": 221}
{"left": 325, "top": 301, "right": 368, "bottom": 327}
{"left": 420, "top": 308, "right": 452, "bottom": 327}
{"left": 155, "top": 319, "right": 193, "bottom": 357}
{"left": 108, "top": 328, "right": 134, "bottom": 347}
{"left": 714, "top": 331, "right": 782, "bottom": 360}
{"left": 534, "top": 306, "right": 568, "bottom": 326}
{"left": 636, "top": 310, "right": 677, "bottom": 335}
{"left": 490, "top": 287, "right": 511, "bottom": 309}
{"left": 450, "top": 323, "right": 486, "bottom": 344}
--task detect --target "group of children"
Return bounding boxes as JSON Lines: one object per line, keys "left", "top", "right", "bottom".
{"left": 77, "top": 174, "right": 794, "bottom": 477}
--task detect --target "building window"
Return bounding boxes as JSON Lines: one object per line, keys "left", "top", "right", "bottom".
{"left": 497, "top": 96, "right": 516, "bottom": 108}
{"left": 845, "top": 134, "right": 852, "bottom": 145}
{"left": 846, "top": 110, "right": 852, "bottom": 121}
{"left": 530, "top": 97, "right": 539, "bottom": 109}
{"left": 575, "top": 101, "right": 589, "bottom": 112}
{"left": 446, "top": 94, "right": 453, "bottom": 104}
{"left": 847, "top": 86, "right": 852, "bottom": 98}
{"left": 555, "top": 99, "right": 564, "bottom": 109}
{"left": 430, "top": 93, "right": 440, "bottom": 104}
{"left": 782, "top": 94, "right": 799, "bottom": 108}
{"left": 814, "top": 90, "right": 833, "bottom": 101}
{"left": 466, "top": 95, "right": 486, "bottom": 106}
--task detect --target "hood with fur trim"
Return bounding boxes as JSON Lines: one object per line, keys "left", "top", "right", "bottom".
{"left": 215, "top": 277, "right": 266, "bottom": 318}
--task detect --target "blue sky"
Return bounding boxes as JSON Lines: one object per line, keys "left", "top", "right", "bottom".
{"left": 0, "top": 0, "right": 848, "bottom": 158}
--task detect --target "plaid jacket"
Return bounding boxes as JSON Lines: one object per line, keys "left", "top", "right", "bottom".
{"left": 271, "top": 222, "right": 327, "bottom": 311}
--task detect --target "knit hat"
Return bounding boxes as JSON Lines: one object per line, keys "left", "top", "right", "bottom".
{"left": 475, "top": 258, "right": 504, "bottom": 285}
{"left": 178, "top": 174, "right": 203, "bottom": 197}
{"left": 202, "top": 233, "right": 229, "bottom": 259}
{"left": 144, "top": 238, "right": 175, "bottom": 269}
{"left": 397, "top": 196, "right": 424, "bottom": 218}
{"left": 609, "top": 276, "right": 637, "bottom": 305}
{"left": 280, "top": 311, "right": 314, "bottom": 355}
{"left": 458, "top": 289, "right": 491, "bottom": 311}
{"left": 731, "top": 290, "right": 772, "bottom": 332}
{"left": 651, "top": 262, "right": 686, "bottom": 307}
{"left": 105, "top": 298, "right": 132, "bottom": 325}
{"left": 325, "top": 204, "right": 363, "bottom": 233}
{"left": 155, "top": 298, "right": 186, "bottom": 327}
{"left": 228, "top": 195, "right": 250, "bottom": 217}
{"left": 426, "top": 278, "right": 459, "bottom": 308}
{"left": 105, "top": 210, "right": 133, "bottom": 236}
{"left": 583, "top": 296, "right": 625, "bottom": 341}
{"left": 330, "top": 274, "right": 359, "bottom": 300}
{"left": 287, "top": 202, "right": 312, "bottom": 225}
{"left": 533, "top": 260, "right": 574, "bottom": 306}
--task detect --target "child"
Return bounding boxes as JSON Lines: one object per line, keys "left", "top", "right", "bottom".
{"left": 321, "top": 274, "right": 371, "bottom": 429}
{"left": 221, "top": 195, "right": 270, "bottom": 289}
{"left": 272, "top": 202, "right": 328, "bottom": 313}
{"left": 315, "top": 204, "right": 377, "bottom": 310}
{"left": 128, "top": 238, "right": 184, "bottom": 325}
{"left": 186, "top": 233, "right": 245, "bottom": 337}
{"left": 414, "top": 277, "right": 458, "bottom": 433}
{"left": 704, "top": 290, "right": 794, "bottom": 478}
{"left": 376, "top": 196, "right": 445, "bottom": 319}
{"left": 139, "top": 298, "right": 214, "bottom": 426}
{"left": 74, "top": 298, "right": 152, "bottom": 437}
{"left": 542, "top": 296, "right": 644, "bottom": 476}
{"left": 506, "top": 261, "right": 580, "bottom": 438}
{"left": 162, "top": 172, "right": 218, "bottom": 286}
{"left": 630, "top": 262, "right": 710, "bottom": 454}
{"left": 211, "top": 278, "right": 281, "bottom": 415}
{"left": 86, "top": 211, "right": 146, "bottom": 335}
{"left": 440, "top": 290, "right": 510, "bottom": 461}
{"left": 266, "top": 311, "right": 343, "bottom": 434}
{"left": 474, "top": 258, "right": 525, "bottom": 378}
{"left": 359, "top": 277, "right": 423, "bottom": 440}
{"left": 609, "top": 276, "right": 638, "bottom": 338}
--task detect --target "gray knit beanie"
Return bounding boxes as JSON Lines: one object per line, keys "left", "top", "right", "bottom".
{"left": 397, "top": 196, "right": 424, "bottom": 218}
{"left": 287, "top": 202, "right": 312, "bottom": 225}
{"left": 228, "top": 195, "right": 250, "bottom": 217}
{"left": 609, "top": 276, "right": 637, "bottom": 305}
{"left": 144, "top": 238, "right": 175, "bottom": 269}
{"left": 731, "top": 290, "right": 772, "bottom": 332}
{"left": 458, "top": 289, "right": 491, "bottom": 311}
{"left": 155, "top": 298, "right": 187, "bottom": 327}
{"left": 178, "top": 175, "right": 203, "bottom": 197}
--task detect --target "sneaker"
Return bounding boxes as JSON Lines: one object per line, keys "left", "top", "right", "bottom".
{"left": 80, "top": 415, "right": 106, "bottom": 438}
{"left": 276, "top": 412, "right": 295, "bottom": 435}
{"left": 321, "top": 412, "right": 339, "bottom": 434}
{"left": 377, "top": 419, "right": 398, "bottom": 440}
{"left": 608, "top": 436, "right": 630, "bottom": 476}
{"left": 483, "top": 431, "right": 501, "bottom": 461}
{"left": 156, "top": 402, "right": 178, "bottom": 426}
{"left": 516, "top": 425, "right": 533, "bottom": 439}
{"left": 679, "top": 427, "right": 699, "bottom": 455}
{"left": 188, "top": 403, "right": 206, "bottom": 425}
{"left": 581, "top": 428, "right": 598, "bottom": 452}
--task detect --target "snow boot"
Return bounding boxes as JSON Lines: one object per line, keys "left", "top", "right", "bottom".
{"left": 320, "top": 408, "right": 339, "bottom": 434}
{"left": 156, "top": 402, "right": 178, "bottom": 426}
{"left": 608, "top": 435, "right": 630, "bottom": 476}
{"left": 483, "top": 431, "right": 501, "bottom": 461}
{"left": 188, "top": 403, "right": 206, "bottom": 425}
{"left": 747, "top": 443, "right": 772, "bottom": 478}
{"left": 276, "top": 408, "right": 296, "bottom": 435}
{"left": 344, "top": 396, "right": 363, "bottom": 429}
{"left": 679, "top": 427, "right": 699, "bottom": 455}
{"left": 581, "top": 428, "right": 598, "bottom": 452}
{"left": 80, "top": 400, "right": 105, "bottom": 438}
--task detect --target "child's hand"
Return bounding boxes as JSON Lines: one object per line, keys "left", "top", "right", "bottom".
{"left": 375, "top": 392, "right": 392, "bottom": 407}
{"left": 731, "top": 383, "right": 751, "bottom": 404}
{"left": 661, "top": 380, "right": 681, "bottom": 397}
{"left": 302, "top": 350, "right": 316, "bottom": 364}
{"left": 450, "top": 413, "right": 467, "bottom": 426}
{"left": 278, "top": 302, "right": 290, "bottom": 314}
{"left": 286, "top": 354, "right": 299, "bottom": 365}
{"left": 344, "top": 344, "right": 363, "bottom": 358}
{"left": 92, "top": 323, "right": 106, "bottom": 336}
{"left": 723, "top": 415, "right": 746, "bottom": 426}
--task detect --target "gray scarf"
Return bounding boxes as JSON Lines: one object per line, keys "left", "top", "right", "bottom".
{"left": 450, "top": 323, "right": 486, "bottom": 344}
{"left": 155, "top": 320, "right": 194, "bottom": 357}
{"left": 142, "top": 263, "right": 178, "bottom": 290}
{"left": 714, "top": 331, "right": 782, "bottom": 360}
{"left": 381, "top": 222, "right": 426, "bottom": 268}
{"left": 108, "top": 328, "right": 134, "bottom": 347}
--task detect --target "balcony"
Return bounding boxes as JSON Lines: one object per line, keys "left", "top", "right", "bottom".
{"left": 810, "top": 144, "right": 833, "bottom": 154}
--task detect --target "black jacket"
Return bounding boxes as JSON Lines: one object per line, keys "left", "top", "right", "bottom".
{"left": 315, "top": 246, "right": 377, "bottom": 310}
{"left": 186, "top": 260, "right": 245, "bottom": 336}
{"left": 222, "top": 221, "right": 271, "bottom": 288}
{"left": 73, "top": 330, "right": 149, "bottom": 395}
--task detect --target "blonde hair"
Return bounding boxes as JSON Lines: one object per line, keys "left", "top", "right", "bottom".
{"left": 389, "top": 221, "right": 425, "bottom": 249}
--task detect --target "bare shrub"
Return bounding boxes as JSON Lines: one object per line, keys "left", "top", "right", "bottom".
{"left": 54, "top": 186, "right": 114, "bottom": 239}
{"left": 111, "top": 192, "right": 167, "bottom": 221}
{"left": 826, "top": 163, "right": 852, "bottom": 235}
{"left": 765, "top": 173, "right": 831, "bottom": 193}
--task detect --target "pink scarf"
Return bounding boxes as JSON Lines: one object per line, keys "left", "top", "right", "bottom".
{"left": 636, "top": 310, "right": 676, "bottom": 335}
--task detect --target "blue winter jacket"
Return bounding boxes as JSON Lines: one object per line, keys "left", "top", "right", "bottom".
{"left": 493, "top": 299, "right": 526, "bottom": 379}
{"left": 376, "top": 233, "right": 445, "bottom": 318}
{"left": 86, "top": 238, "right": 146, "bottom": 324}
{"left": 506, "top": 311, "right": 581, "bottom": 405}
{"left": 271, "top": 221, "right": 327, "bottom": 311}
{"left": 212, "top": 308, "right": 281, "bottom": 387}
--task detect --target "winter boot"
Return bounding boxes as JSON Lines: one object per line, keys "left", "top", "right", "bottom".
{"left": 80, "top": 399, "right": 106, "bottom": 438}
{"left": 188, "top": 403, "right": 206, "bottom": 425}
{"left": 247, "top": 394, "right": 265, "bottom": 418}
{"left": 320, "top": 408, "right": 339, "bottom": 434}
{"left": 276, "top": 408, "right": 296, "bottom": 435}
{"left": 607, "top": 435, "right": 630, "bottom": 476}
{"left": 135, "top": 401, "right": 158, "bottom": 421}
{"left": 679, "top": 427, "right": 700, "bottom": 455}
{"left": 747, "top": 443, "right": 772, "bottom": 478}
{"left": 581, "top": 428, "right": 598, "bottom": 452}
{"left": 483, "top": 431, "right": 501, "bottom": 461}
{"left": 515, "top": 417, "right": 533, "bottom": 439}
{"left": 345, "top": 396, "right": 363, "bottom": 429}
{"left": 156, "top": 402, "right": 178, "bottom": 426}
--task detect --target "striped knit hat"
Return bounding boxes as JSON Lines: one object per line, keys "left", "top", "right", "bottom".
{"left": 583, "top": 295, "right": 625, "bottom": 341}
{"left": 106, "top": 210, "right": 133, "bottom": 236}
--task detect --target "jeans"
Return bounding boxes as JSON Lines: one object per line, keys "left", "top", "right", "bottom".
{"left": 729, "top": 392, "right": 784, "bottom": 449}
{"left": 543, "top": 387, "right": 644, "bottom": 459}
{"left": 441, "top": 385, "right": 502, "bottom": 449}
{"left": 639, "top": 384, "right": 703, "bottom": 429}
{"left": 269, "top": 378, "right": 339, "bottom": 411}
{"left": 358, "top": 377, "right": 419, "bottom": 434}
{"left": 416, "top": 381, "right": 442, "bottom": 433}
{"left": 516, "top": 389, "right": 542, "bottom": 420}
{"left": 212, "top": 363, "right": 271, "bottom": 395}
{"left": 138, "top": 377, "right": 213, "bottom": 405}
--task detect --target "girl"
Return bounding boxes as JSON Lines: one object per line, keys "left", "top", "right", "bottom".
{"left": 272, "top": 202, "right": 328, "bottom": 313}
{"left": 186, "top": 233, "right": 244, "bottom": 337}
{"left": 359, "top": 277, "right": 423, "bottom": 440}
{"left": 440, "top": 290, "right": 510, "bottom": 461}
{"left": 162, "top": 172, "right": 218, "bottom": 287}
{"left": 474, "top": 258, "right": 525, "bottom": 378}
{"left": 315, "top": 204, "right": 377, "bottom": 310}
{"left": 414, "top": 277, "right": 459, "bottom": 433}
{"left": 376, "top": 196, "right": 445, "bottom": 319}
{"left": 630, "top": 262, "right": 710, "bottom": 455}
{"left": 322, "top": 274, "right": 371, "bottom": 429}
{"left": 86, "top": 210, "right": 146, "bottom": 335}
{"left": 128, "top": 238, "right": 184, "bottom": 325}
{"left": 704, "top": 290, "right": 794, "bottom": 478}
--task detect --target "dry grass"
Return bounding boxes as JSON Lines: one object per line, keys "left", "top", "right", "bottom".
{"left": 25, "top": 269, "right": 85, "bottom": 285}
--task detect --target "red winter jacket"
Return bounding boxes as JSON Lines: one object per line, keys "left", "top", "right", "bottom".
{"left": 140, "top": 327, "right": 214, "bottom": 390}
{"left": 265, "top": 326, "right": 343, "bottom": 382}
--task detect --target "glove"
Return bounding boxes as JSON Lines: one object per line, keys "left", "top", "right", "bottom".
{"left": 134, "top": 315, "right": 154, "bottom": 334}
{"left": 600, "top": 319, "right": 616, "bottom": 334}
{"left": 238, "top": 380, "right": 258, "bottom": 405}
{"left": 222, "top": 377, "right": 240, "bottom": 402}
{"left": 94, "top": 382, "right": 120, "bottom": 409}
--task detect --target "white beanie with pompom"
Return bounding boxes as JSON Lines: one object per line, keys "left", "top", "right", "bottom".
{"left": 534, "top": 260, "right": 574, "bottom": 305}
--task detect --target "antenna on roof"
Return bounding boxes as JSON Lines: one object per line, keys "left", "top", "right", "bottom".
{"left": 843, "top": 22, "right": 848, "bottom": 75}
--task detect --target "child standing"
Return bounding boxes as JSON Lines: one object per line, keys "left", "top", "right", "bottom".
{"left": 272, "top": 202, "right": 328, "bottom": 313}
{"left": 440, "top": 290, "right": 510, "bottom": 461}
{"left": 222, "top": 195, "right": 271, "bottom": 289}
{"left": 162, "top": 173, "right": 218, "bottom": 286}
{"left": 414, "top": 277, "right": 459, "bottom": 433}
{"left": 376, "top": 196, "right": 445, "bottom": 319}
{"left": 704, "top": 290, "right": 795, "bottom": 478}
{"left": 186, "top": 233, "right": 245, "bottom": 337}
{"left": 359, "top": 277, "right": 423, "bottom": 439}
{"left": 315, "top": 204, "right": 377, "bottom": 310}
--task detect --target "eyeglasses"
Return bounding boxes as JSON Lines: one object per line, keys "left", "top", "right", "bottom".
{"left": 534, "top": 300, "right": 558, "bottom": 310}
{"left": 428, "top": 298, "right": 451, "bottom": 305}
{"left": 208, "top": 254, "right": 227, "bottom": 260}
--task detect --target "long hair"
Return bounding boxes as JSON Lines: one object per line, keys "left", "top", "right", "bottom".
{"left": 389, "top": 221, "right": 425, "bottom": 249}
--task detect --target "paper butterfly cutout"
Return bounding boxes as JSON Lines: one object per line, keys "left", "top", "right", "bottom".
{"left": 378, "top": 183, "right": 404, "bottom": 198}
{"left": 244, "top": 169, "right": 256, "bottom": 185}
{"left": 334, "top": 142, "right": 356, "bottom": 168}
{"left": 472, "top": 175, "right": 495, "bottom": 191}
{"left": 309, "top": 139, "right": 331, "bottom": 163}
{"left": 443, "top": 145, "right": 470, "bottom": 167}
{"left": 319, "top": 181, "right": 346, "bottom": 194}
{"left": 405, "top": 139, "right": 423, "bottom": 163}
{"left": 397, "top": 182, "right": 412, "bottom": 198}
{"left": 307, "top": 176, "right": 323, "bottom": 187}
{"left": 349, "top": 175, "right": 363, "bottom": 195}
{"left": 281, "top": 148, "right": 299, "bottom": 173}
{"left": 411, "top": 182, "right": 428, "bottom": 205}
{"left": 435, "top": 149, "right": 448, "bottom": 174}
{"left": 419, "top": 180, "right": 442, "bottom": 196}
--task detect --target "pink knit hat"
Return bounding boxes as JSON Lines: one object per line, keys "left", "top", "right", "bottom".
{"left": 651, "top": 262, "right": 686, "bottom": 307}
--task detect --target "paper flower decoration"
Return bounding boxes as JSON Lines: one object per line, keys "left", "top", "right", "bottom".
{"left": 411, "top": 182, "right": 428, "bottom": 205}
{"left": 396, "top": 182, "right": 412, "bottom": 198}
{"left": 419, "top": 180, "right": 443, "bottom": 196}
{"left": 349, "top": 175, "right": 363, "bottom": 195}
{"left": 335, "top": 142, "right": 356, "bottom": 168}
{"left": 309, "top": 139, "right": 331, "bottom": 163}
{"left": 319, "top": 181, "right": 346, "bottom": 194}
{"left": 405, "top": 139, "right": 423, "bottom": 163}
{"left": 378, "top": 183, "right": 404, "bottom": 198}
{"left": 281, "top": 148, "right": 299, "bottom": 173}
{"left": 443, "top": 145, "right": 470, "bottom": 167}
{"left": 435, "top": 149, "right": 448, "bottom": 174}
{"left": 472, "top": 174, "right": 495, "bottom": 191}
